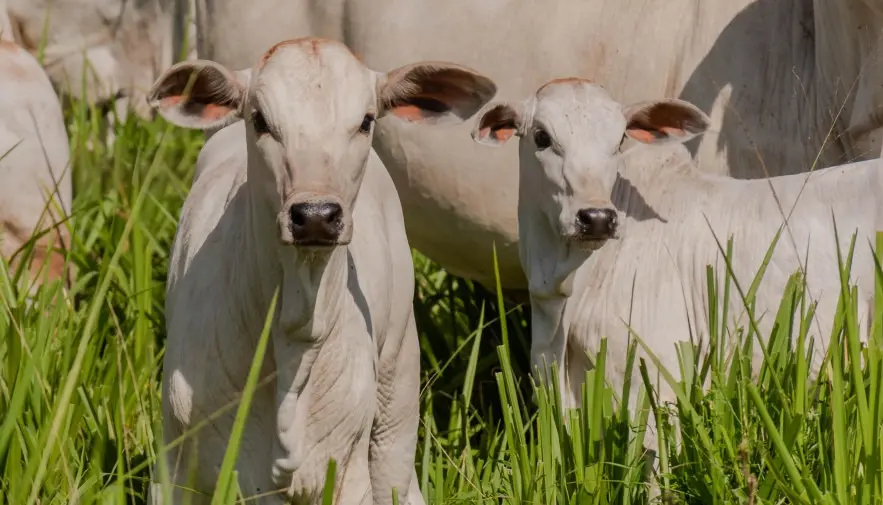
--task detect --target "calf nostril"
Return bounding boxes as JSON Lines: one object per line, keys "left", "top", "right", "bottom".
{"left": 576, "top": 209, "right": 593, "bottom": 226}
{"left": 604, "top": 209, "right": 618, "bottom": 227}
{"left": 323, "top": 204, "right": 343, "bottom": 224}
{"left": 288, "top": 201, "right": 344, "bottom": 243}
{"left": 576, "top": 207, "right": 617, "bottom": 237}
{"left": 290, "top": 206, "right": 307, "bottom": 227}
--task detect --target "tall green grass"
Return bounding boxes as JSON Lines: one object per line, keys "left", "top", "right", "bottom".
{"left": 1, "top": 100, "right": 881, "bottom": 504}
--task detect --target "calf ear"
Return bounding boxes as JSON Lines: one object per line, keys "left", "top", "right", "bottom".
{"left": 471, "top": 102, "right": 523, "bottom": 147}
{"left": 377, "top": 62, "right": 497, "bottom": 125}
{"left": 622, "top": 99, "right": 710, "bottom": 144}
{"left": 147, "top": 60, "right": 247, "bottom": 130}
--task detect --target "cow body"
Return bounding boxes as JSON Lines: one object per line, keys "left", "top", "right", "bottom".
{"left": 0, "top": 36, "right": 72, "bottom": 289}
{"left": 473, "top": 79, "right": 878, "bottom": 449}
{"left": 148, "top": 38, "right": 496, "bottom": 504}
{"left": 158, "top": 123, "right": 414, "bottom": 504}
{"left": 189, "top": 0, "right": 883, "bottom": 291}
{"left": 552, "top": 148, "right": 879, "bottom": 409}
{"left": 5, "top": 0, "right": 185, "bottom": 126}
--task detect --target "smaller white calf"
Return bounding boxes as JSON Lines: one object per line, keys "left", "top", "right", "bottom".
{"left": 148, "top": 38, "right": 496, "bottom": 504}
{"left": 0, "top": 35, "right": 72, "bottom": 290}
{"left": 472, "top": 77, "right": 879, "bottom": 448}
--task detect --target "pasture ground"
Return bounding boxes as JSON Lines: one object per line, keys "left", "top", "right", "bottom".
{"left": 1, "top": 100, "right": 882, "bottom": 505}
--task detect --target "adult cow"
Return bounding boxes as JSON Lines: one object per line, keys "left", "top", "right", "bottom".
{"left": 0, "top": 10, "right": 72, "bottom": 291}
{"left": 188, "top": 0, "right": 883, "bottom": 293}
{"left": 4, "top": 0, "right": 193, "bottom": 133}
{"left": 472, "top": 77, "right": 878, "bottom": 447}
{"left": 146, "top": 38, "right": 496, "bottom": 504}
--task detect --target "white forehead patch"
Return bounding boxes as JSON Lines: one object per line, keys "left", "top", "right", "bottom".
{"left": 533, "top": 80, "right": 626, "bottom": 150}
{"left": 250, "top": 39, "right": 376, "bottom": 131}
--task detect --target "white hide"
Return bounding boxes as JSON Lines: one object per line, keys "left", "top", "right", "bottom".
{"left": 473, "top": 79, "right": 879, "bottom": 449}
{"left": 0, "top": 37, "right": 72, "bottom": 289}
{"left": 148, "top": 38, "right": 496, "bottom": 504}
{"left": 189, "top": 0, "right": 883, "bottom": 292}
{"left": 4, "top": 0, "right": 187, "bottom": 124}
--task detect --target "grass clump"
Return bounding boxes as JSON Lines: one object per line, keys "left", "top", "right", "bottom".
{"left": 0, "top": 100, "right": 881, "bottom": 504}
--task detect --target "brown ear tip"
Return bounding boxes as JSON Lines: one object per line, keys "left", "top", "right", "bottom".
{"left": 683, "top": 112, "right": 712, "bottom": 134}
{"left": 482, "top": 79, "right": 498, "bottom": 98}
{"left": 698, "top": 113, "right": 712, "bottom": 129}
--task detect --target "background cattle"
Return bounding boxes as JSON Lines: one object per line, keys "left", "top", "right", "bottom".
{"left": 0, "top": 15, "right": 72, "bottom": 291}
{"left": 473, "top": 78, "right": 879, "bottom": 448}
{"left": 183, "top": 0, "right": 883, "bottom": 293}
{"left": 147, "top": 38, "right": 496, "bottom": 503}
{"left": 4, "top": 0, "right": 195, "bottom": 141}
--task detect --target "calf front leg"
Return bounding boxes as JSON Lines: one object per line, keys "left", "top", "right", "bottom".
{"left": 270, "top": 335, "right": 316, "bottom": 494}
{"left": 369, "top": 314, "right": 421, "bottom": 505}
{"left": 272, "top": 325, "right": 376, "bottom": 505}
{"left": 529, "top": 298, "right": 572, "bottom": 408}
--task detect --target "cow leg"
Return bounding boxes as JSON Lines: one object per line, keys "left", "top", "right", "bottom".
{"left": 565, "top": 336, "right": 662, "bottom": 500}
{"left": 406, "top": 469, "right": 426, "bottom": 505}
{"left": 369, "top": 314, "right": 421, "bottom": 505}
{"left": 336, "top": 430, "right": 374, "bottom": 505}
{"left": 151, "top": 366, "right": 279, "bottom": 504}
{"left": 149, "top": 452, "right": 211, "bottom": 505}
{"left": 529, "top": 298, "right": 570, "bottom": 408}
{"left": 148, "top": 419, "right": 211, "bottom": 505}
{"left": 103, "top": 95, "right": 132, "bottom": 149}
{"left": 1, "top": 218, "right": 72, "bottom": 295}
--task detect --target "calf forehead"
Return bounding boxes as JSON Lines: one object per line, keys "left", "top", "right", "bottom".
{"left": 534, "top": 80, "right": 625, "bottom": 145}
{"left": 253, "top": 39, "right": 374, "bottom": 111}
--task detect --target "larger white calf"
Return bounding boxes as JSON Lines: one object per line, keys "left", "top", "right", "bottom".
{"left": 473, "top": 78, "right": 879, "bottom": 444}
{"left": 0, "top": 35, "right": 72, "bottom": 290}
{"left": 147, "top": 38, "right": 496, "bottom": 504}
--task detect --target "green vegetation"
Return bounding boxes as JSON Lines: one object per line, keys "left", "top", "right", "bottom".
{"left": 1, "top": 101, "right": 882, "bottom": 505}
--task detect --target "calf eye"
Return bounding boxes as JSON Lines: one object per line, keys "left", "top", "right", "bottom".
{"left": 252, "top": 110, "right": 270, "bottom": 136}
{"left": 359, "top": 114, "right": 375, "bottom": 134}
{"left": 533, "top": 128, "right": 552, "bottom": 149}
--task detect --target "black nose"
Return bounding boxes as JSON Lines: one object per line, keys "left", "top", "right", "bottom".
{"left": 289, "top": 202, "right": 343, "bottom": 244}
{"left": 576, "top": 207, "right": 618, "bottom": 239}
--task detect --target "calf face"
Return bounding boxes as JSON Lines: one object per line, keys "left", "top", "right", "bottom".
{"left": 148, "top": 37, "right": 496, "bottom": 248}
{"left": 472, "top": 78, "right": 710, "bottom": 251}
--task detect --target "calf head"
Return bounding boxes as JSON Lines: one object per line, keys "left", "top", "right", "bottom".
{"left": 473, "top": 78, "right": 710, "bottom": 253}
{"left": 148, "top": 37, "right": 496, "bottom": 249}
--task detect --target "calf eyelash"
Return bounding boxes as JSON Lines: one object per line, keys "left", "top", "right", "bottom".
{"left": 252, "top": 110, "right": 270, "bottom": 136}
{"left": 359, "top": 113, "right": 375, "bottom": 134}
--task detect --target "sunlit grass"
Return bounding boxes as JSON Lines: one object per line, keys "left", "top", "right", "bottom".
{"left": 0, "top": 98, "right": 881, "bottom": 504}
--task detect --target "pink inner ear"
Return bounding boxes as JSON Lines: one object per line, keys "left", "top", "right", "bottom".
{"left": 159, "top": 95, "right": 233, "bottom": 122}
{"left": 626, "top": 128, "right": 657, "bottom": 144}
{"left": 390, "top": 104, "right": 427, "bottom": 122}
{"left": 202, "top": 103, "right": 234, "bottom": 121}
{"left": 478, "top": 126, "right": 516, "bottom": 143}
{"left": 160, "top": 96, "right": 184, "bottom": 108}
{"left": 660, "top": 126, "right": 686, "bottom": 137}
{"left": 494, "top": 127, "right": 516, "bottom": 142}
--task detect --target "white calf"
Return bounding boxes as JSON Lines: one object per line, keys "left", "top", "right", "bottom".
{"left": 473, "top": 77, "right": 879, "bottom": 447}
{"left": 148, "top": 37, "right": 496, "bottom": 504}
